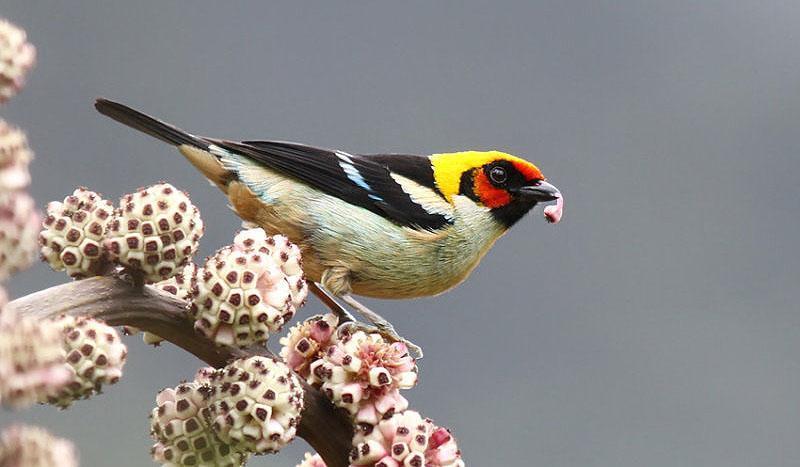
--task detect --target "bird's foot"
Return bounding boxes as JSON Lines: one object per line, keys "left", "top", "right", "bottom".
{"left": 336, "top": 320, "right": 423, "bottom": 360}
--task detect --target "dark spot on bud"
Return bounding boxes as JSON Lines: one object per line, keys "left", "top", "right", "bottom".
{"left": 67, "top": 350, "right": 81, "bottom": 363}
{"left": 62, "top": 251, "right": 77, "bottom": 266}
{"left": 296, "top": 339, "right": 310, "bottom": 353}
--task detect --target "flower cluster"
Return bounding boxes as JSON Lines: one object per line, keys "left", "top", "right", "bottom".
{"left": 0, "top": 18, "right": 36, "bottom": 103}
{"left": 0, "top": 307, "right": 69, "bottom": 409}
{"left": 0, "top": 424, "right": 78, "bottom": 467}
{"left": 191, "top": 228, "right": 305, "bottom": 348}
{"left": 38, "top": 182, "right": 204, "bottom": 285}
{"left": 281, "top": 315, "right": 465, "bottom": 467}
{"left": 149, "top": 357, "right": 304, "bottom": 466}
{"left": 43, "top": 315, "right": 127, "bottom": 408}
{"left": 0, "top": 18, "right": 39, "bottom": 297}
{"left": 150, "top": 369, "right": 249, "bottom": 467}
{"left": 310, "top": 330, "right": 418, "bottom": 422}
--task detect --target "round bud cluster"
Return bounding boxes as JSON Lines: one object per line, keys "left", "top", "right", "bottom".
{"left": 233, "top": 229, "right": 308, "bottom": 309}
{"left": 0, "top": 307, "right": 69, "bottom": 409}
{"left": 0, "top": 424, "right": 78, "bottom": 467}
{"left": 150, "top": 369, "right": 249, "bottom": 467}
{"left": 106, "top": 182, "right": 203, "bottom": 283}
{"left": 0, "top": 119, "right": 33, "bottom": 190}
{"left": 0, "top": 191, "right": 39, "bottom": 281}
{"left": 309, "top": 331, "right": 418, "bottom": 422}
{"left": 297, "top": 452, "right": 327, "bottom": 467}
{"left": 280, "top": 313, "right": 338, "bottom": 377}
{"left": 141, "top": 262, "right": 200, "bottom": 345}
{"left": 39, "top": 188, "right": 114, "bottom": 279}
{"left": 42, "top": 315, "right": 127, "bottom": 408}
{"left": 206, "top": 356, "right": 304, "bottom": 454}
{"left": 350, "top": 411, "right": 464, "bottom": 467}
{"left": 191, "top": 246, "right": 294, "bottom": 348}
{"left": 0, "top": 18, "right": 36, "bottom": 103}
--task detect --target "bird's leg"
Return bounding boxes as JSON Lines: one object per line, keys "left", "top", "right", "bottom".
{"left": 319, "top": 267, "right": 423, "bottom": 359}
{"left": 339, "top": 294, "right": 424, "bottom": 360}
{"left": 308, "top": 282, "right": 356, "bottom": 324}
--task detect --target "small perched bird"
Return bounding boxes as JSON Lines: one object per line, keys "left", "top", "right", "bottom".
{"left": 95, "top": 99, "right": 563, "bottom": 355}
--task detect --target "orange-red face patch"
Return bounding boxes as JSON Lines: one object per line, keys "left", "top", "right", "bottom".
{"left": 473, "top": 170, "right": 512, "bottom": 208}
{"left": 512, "top": 160, "right": 544, "bottom": 182}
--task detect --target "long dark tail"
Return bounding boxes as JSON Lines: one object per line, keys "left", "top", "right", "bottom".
{"left": 94, "top": 98, "right": 207, "bottom": 149}
{"left": 95, "top": 98, "right": 236, "bottom": 189}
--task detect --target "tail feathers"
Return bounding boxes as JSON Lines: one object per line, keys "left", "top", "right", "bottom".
{"left": 94, "top": 98, "right": 206, "bottom": 149}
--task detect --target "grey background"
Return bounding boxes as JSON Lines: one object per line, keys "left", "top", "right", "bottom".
{"left": 1, "top": 1, "right": 799, "bottom": 466}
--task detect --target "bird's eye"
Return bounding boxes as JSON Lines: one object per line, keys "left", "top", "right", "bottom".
{"left": 489, "top": 166, "right": 507, "bottom": 184}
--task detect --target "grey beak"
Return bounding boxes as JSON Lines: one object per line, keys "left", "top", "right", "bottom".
{"left": 516, "top": 180, "right": 561, "bottom": 202}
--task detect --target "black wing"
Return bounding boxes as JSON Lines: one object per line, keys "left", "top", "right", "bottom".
{"left": 93, "top": 99, "right": 451, "bottom": 230}
{"left": 211, "top": 139, "right": 452, "bottom": 231}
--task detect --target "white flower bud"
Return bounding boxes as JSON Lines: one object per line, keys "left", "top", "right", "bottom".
{"left": 43, "top": 315, "right": 127, "bottom": 408}
{"left": 105, "top": 182, "right": 203, "bottom": 282}
{"left": 192, "top": 246, "right": 294, "bottom": 348}
{"left": 0, "top": 191, "right": 39, "bottom": 280}
{"left": 150, "top": 371, "right": 249, "bottom": 467}
{"left": 206, "top": 356, "right": 304, "bottom": 455}
{"left": 0, "top": 307, "right": 69, "bottom": 409}
{"left": 39, "top": 188, "right": 114, "bottom": 279}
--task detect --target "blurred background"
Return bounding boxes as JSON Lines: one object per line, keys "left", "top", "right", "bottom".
{"left": 2, "top": 1, "right": 799, "bottom": 466}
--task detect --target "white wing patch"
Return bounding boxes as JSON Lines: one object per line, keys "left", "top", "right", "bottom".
{"left": 335, "top": 151, "right": 383, "bottom": 202}
{"left": 389, "top": 173, "right": 454, "bottom": 221}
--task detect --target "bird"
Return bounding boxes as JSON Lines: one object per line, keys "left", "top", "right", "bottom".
{"left": 94, "top": 98, "right": 563, "bottom": 357}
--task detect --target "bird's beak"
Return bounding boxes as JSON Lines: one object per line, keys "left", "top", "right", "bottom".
{"left": 515, "top": 180, "right": 561, "bottom": 202}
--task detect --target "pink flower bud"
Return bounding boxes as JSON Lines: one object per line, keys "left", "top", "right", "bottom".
{"left": 296, "top": 452, "right": 327, "bottom": 467}
{"left": 351, "top": 410, "right": 464, "bottom": 467}
{"left": 280, "top": 313, "right": 339, "bottom": 377}
{"left": 315, "top": 331, "right": 418, "bottom": 419}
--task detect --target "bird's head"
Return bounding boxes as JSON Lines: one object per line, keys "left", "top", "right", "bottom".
{"left": 430, "top": 151, "right": 562, "bottom": 227}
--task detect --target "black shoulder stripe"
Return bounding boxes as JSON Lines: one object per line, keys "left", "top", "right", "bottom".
{"left": 210, "top": 140, "right": 451, "bottom": 231}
